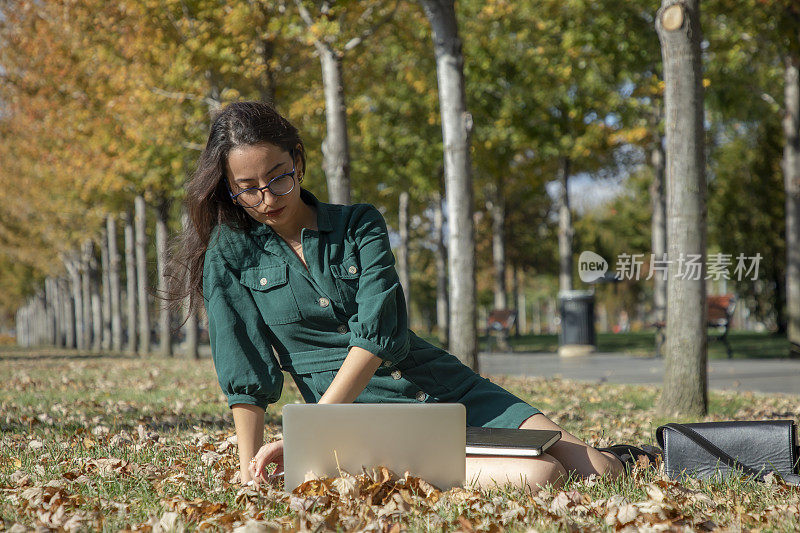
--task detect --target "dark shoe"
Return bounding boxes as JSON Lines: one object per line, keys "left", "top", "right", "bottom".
{"left": 597, "top": 444, "right": 660, "bottom": 472}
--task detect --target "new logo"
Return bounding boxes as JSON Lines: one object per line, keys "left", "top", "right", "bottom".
{"left": 578, "top": 251, "right": 608, "bottom": 283}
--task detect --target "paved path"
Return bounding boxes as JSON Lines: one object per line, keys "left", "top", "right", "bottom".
{"left": 478, "top": 352, "right": 800, "bottom": 395}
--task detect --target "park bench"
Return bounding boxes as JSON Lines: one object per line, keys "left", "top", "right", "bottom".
{"left": 652, "top": 294, "right": 736, "bottom": 358}
{"left": 486, "top": 309, "right": 516, "bottom": 352}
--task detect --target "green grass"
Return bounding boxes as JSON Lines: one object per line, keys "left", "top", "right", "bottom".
{"left": 1, "top": 349, "right": 798, "bottom": 531}
{"left": 417, "top": 330, "right": 792, "bottom": 359}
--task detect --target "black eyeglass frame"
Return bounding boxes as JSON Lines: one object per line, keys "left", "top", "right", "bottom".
{"left": 225, "top": 152, "right": 299, "bottom": 207}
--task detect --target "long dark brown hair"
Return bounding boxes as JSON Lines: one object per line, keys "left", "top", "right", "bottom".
{"left": 165, "top": 101, "right": 306, "bottom": 316}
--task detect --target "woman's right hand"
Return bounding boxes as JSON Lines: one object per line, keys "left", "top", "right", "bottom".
{"left": 248, "top": 439, "right": 284, "bottom": 485}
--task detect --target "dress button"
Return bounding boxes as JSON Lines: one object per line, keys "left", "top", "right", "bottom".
{"left": 382, "top": 360, "right": 393, "bottom": 367}
{"left": 318, "top": 297, "right": 330, "bottom": 308}
{"left": 391, "top": 370, "right": 402, "bottom": 380}
{"left": 259, "top": 277, "right": 268, "bottom": 286}
{"left": 415, "top": 391, "right": 428, "bottom": 402}
{"left": 337, "top": 324, "right": 348, "bottom": 334}
{"left": 348, "top": 265, "right": 358, "bottom": 275}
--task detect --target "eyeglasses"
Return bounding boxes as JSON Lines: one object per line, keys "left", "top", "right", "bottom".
{"left": 227, "top": 156, "right": 297, "bottom": 208}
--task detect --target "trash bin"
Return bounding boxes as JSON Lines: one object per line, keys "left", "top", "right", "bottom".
{"left": 558, "top": 290, "right": 596, "bottom": 356}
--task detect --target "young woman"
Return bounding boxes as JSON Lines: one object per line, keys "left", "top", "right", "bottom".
{"left": 170, "top": 101, "right": 638, "bottom": 494}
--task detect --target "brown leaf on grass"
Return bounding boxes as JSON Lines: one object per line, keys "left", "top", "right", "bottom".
{"left": 549, "top": 490, "right": 585, "bottom": 515}
{"left": 10, "top": 470, "right": 31, "bottom": 487}
{"left": 457, "top": 514, "right": 475, "bottom": 532}
{"left": 200, "top": 450, "right": 222, "bottom": 466}
{"left": 154, "top": 511, "right": 184, "bottom": 533}
{"left": 163, "top": 496, "right": 237, "bottom": 525}
{"left": 616, "top": 503, "right": 639, "bottom": 526}
{"left": 77, "top": 457, "right": 137, "bottom": 478}
{"left": 332, "top": 472, "right": 360, "bottom": 499}
{"left": 91, "top": 425, "right": 110, "bottom": 436}
{"left": 644, "top": 483, "right": 666, "bottom": 502}
{"left": 363, "top": 466, "right": 398, "bottom": 485}
{"left": 499, "top": 506, "right": 525, "bottom": 524}
{"left": 232, "top": 519, "right": 282, "bottom": 532}
{"left": 384, "top": 522, "right": 401, "bottom": 533}
{"left": 289, "top": 494, "right": 330, "bottom": 512}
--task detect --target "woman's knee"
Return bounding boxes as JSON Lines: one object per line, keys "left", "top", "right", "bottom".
{"left": 523, "top": 454, "right": 567, "bottom": 491}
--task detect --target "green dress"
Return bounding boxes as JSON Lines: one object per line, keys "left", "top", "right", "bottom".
{"left": 203, "top": 188, "right": 540, "bottom": 428}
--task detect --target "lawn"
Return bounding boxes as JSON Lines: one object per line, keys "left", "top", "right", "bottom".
{"left": 1, "top": 349, "right": 798, "bottom": 531}
{"left": 465, "top": 330, "right": 792, "bottom": 359}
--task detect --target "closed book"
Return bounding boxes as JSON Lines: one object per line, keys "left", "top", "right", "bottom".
{"left": 465, "top": 427, "right": 561, "bottom": 457}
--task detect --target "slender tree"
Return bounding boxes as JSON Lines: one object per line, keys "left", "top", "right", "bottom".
{"left": 60, "top": 278, "right": 76, "bottom": 349}
{"left": 135, "top": 197, "right": 150, "bottom": 356}
{"left": 650, "top": 130, "right": 668, "bottom": 356}
{"left": 123, "top": 213, "right": 137, "bottom": 354}
{"left": 292, "top": 0, "right": 398, "bottom": 205}
{"left": 107, "top": 215, "right": 123, "bottom": 352}
{"left": 99, "top": 227, "right": 112, "bottom": 351}
{"left": 656, "top": 0, "right": 709, "bottom": 416}
{"left": 419, "top": 0, "right": 477, "bottom": 370}
{"left": 80, "top": 240, "right": 93, "bottom": 350}
{"left": 784, "top": 54, "right": 800, "bottom": 357}
{"left": 64, "top": 257, "right": 84, "bottom": 350}
{"left": 156, "top": 200, "right": 172, "bottom": 357}
{"left": 432, "top": 188, "right": 449, "bottom": 348}
{"left": 486, "top": 181, "right": 511, "bottom": 350}
{"left": 397, "top": 192, "right": 411, "bottom": 309}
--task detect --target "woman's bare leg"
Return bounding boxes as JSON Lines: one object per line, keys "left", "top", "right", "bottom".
{"left": 519, "top": 413, "right": 623, "bottom": 478}
{"left": 465, "top": 453, "right": 567, "bottom": 493}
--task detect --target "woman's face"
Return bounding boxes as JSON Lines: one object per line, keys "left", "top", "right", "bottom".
{"left": 225, "top": 143, "right": 305, "bottom": 232}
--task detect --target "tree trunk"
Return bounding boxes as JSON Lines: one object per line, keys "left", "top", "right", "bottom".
{"left": 259, "top": 36, "right": 278, "bottom": 105}
{"left": 650, "top": 133, "right": 668, "bottom": 356}
{"left": 319, "top": 45, "right": 351, "bottom": 205}
{"left": 99, "top": 227, "right": 111, "bottom": 351}
{"left": 184, "top": 308, "right": 199, "bottom": 358}
{"left": 180, "top": 213, "right": 199, "bottom": 359}
{"left": 513, "top": 265, "right": 522, "bottom": 337}
{"left": 656, "top": 0, "right": 708, "bottom": 416}
{"left": 135, "top": 195, "right": 151, "bottom": 355}
{"left": 487, "top": 183, "right": 510, "bottom": 350}
{"left": 397, "top": 192, "right": 411, "bottom": 315}
{"left": 123, "top": 212, "right": 137, "bottom": 354}
{"left": 85, "top": 241, "right": 102, "bottom": 352}
{"left": 488, "top": 186, "right": 507, "bottom": 310}
{"left": 23, "top": 302, "right": 30, "bottom": 346}
{"left": 61, "top": 278, "right": 75, "bottom": 348}
{"left": 156, "top": 200, "right": 172, "bottom": 357}
{"left": 108, "top": 215, "right": 123, "bottom": 352}
{"left": 556, "top": 156, "right": 573, "bottom": 293}
{"left": 65, "top": 256, "right": 84, "bottom": 350}
{"left": 80, "top": 240, "right": 93, "bottom": 350}
{"left": 44, "top": 278, "right": 57, "bottom": 346}
{"left": 432, "top": 189, "right": 449, "bottom": 348}
{"left": 783, "top": 58, "right": 800, "bottom": 358}
{"left": 91, "top": 278, "right": 102, "bottom": 352}
{"left": 420, "top": 0, "right": 478, "bottom": 370}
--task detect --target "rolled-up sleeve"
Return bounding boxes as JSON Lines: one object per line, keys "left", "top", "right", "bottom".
{"left": 347, "top": 206, "right": 410, "bottom": 365}
{"left": 203, "top": 240, "right": 283, "bottom": 409}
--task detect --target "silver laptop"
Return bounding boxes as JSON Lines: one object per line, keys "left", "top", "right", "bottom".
{"left": 282, "top": 403, "right": 466, "bottom": 491}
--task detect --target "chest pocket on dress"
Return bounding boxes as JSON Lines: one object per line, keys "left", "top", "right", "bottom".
{"left": 330, "top": 254, "right": 360, "bottom": 315}
{"left": 239, "top": 264, "right": 302, "bottom": 325}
